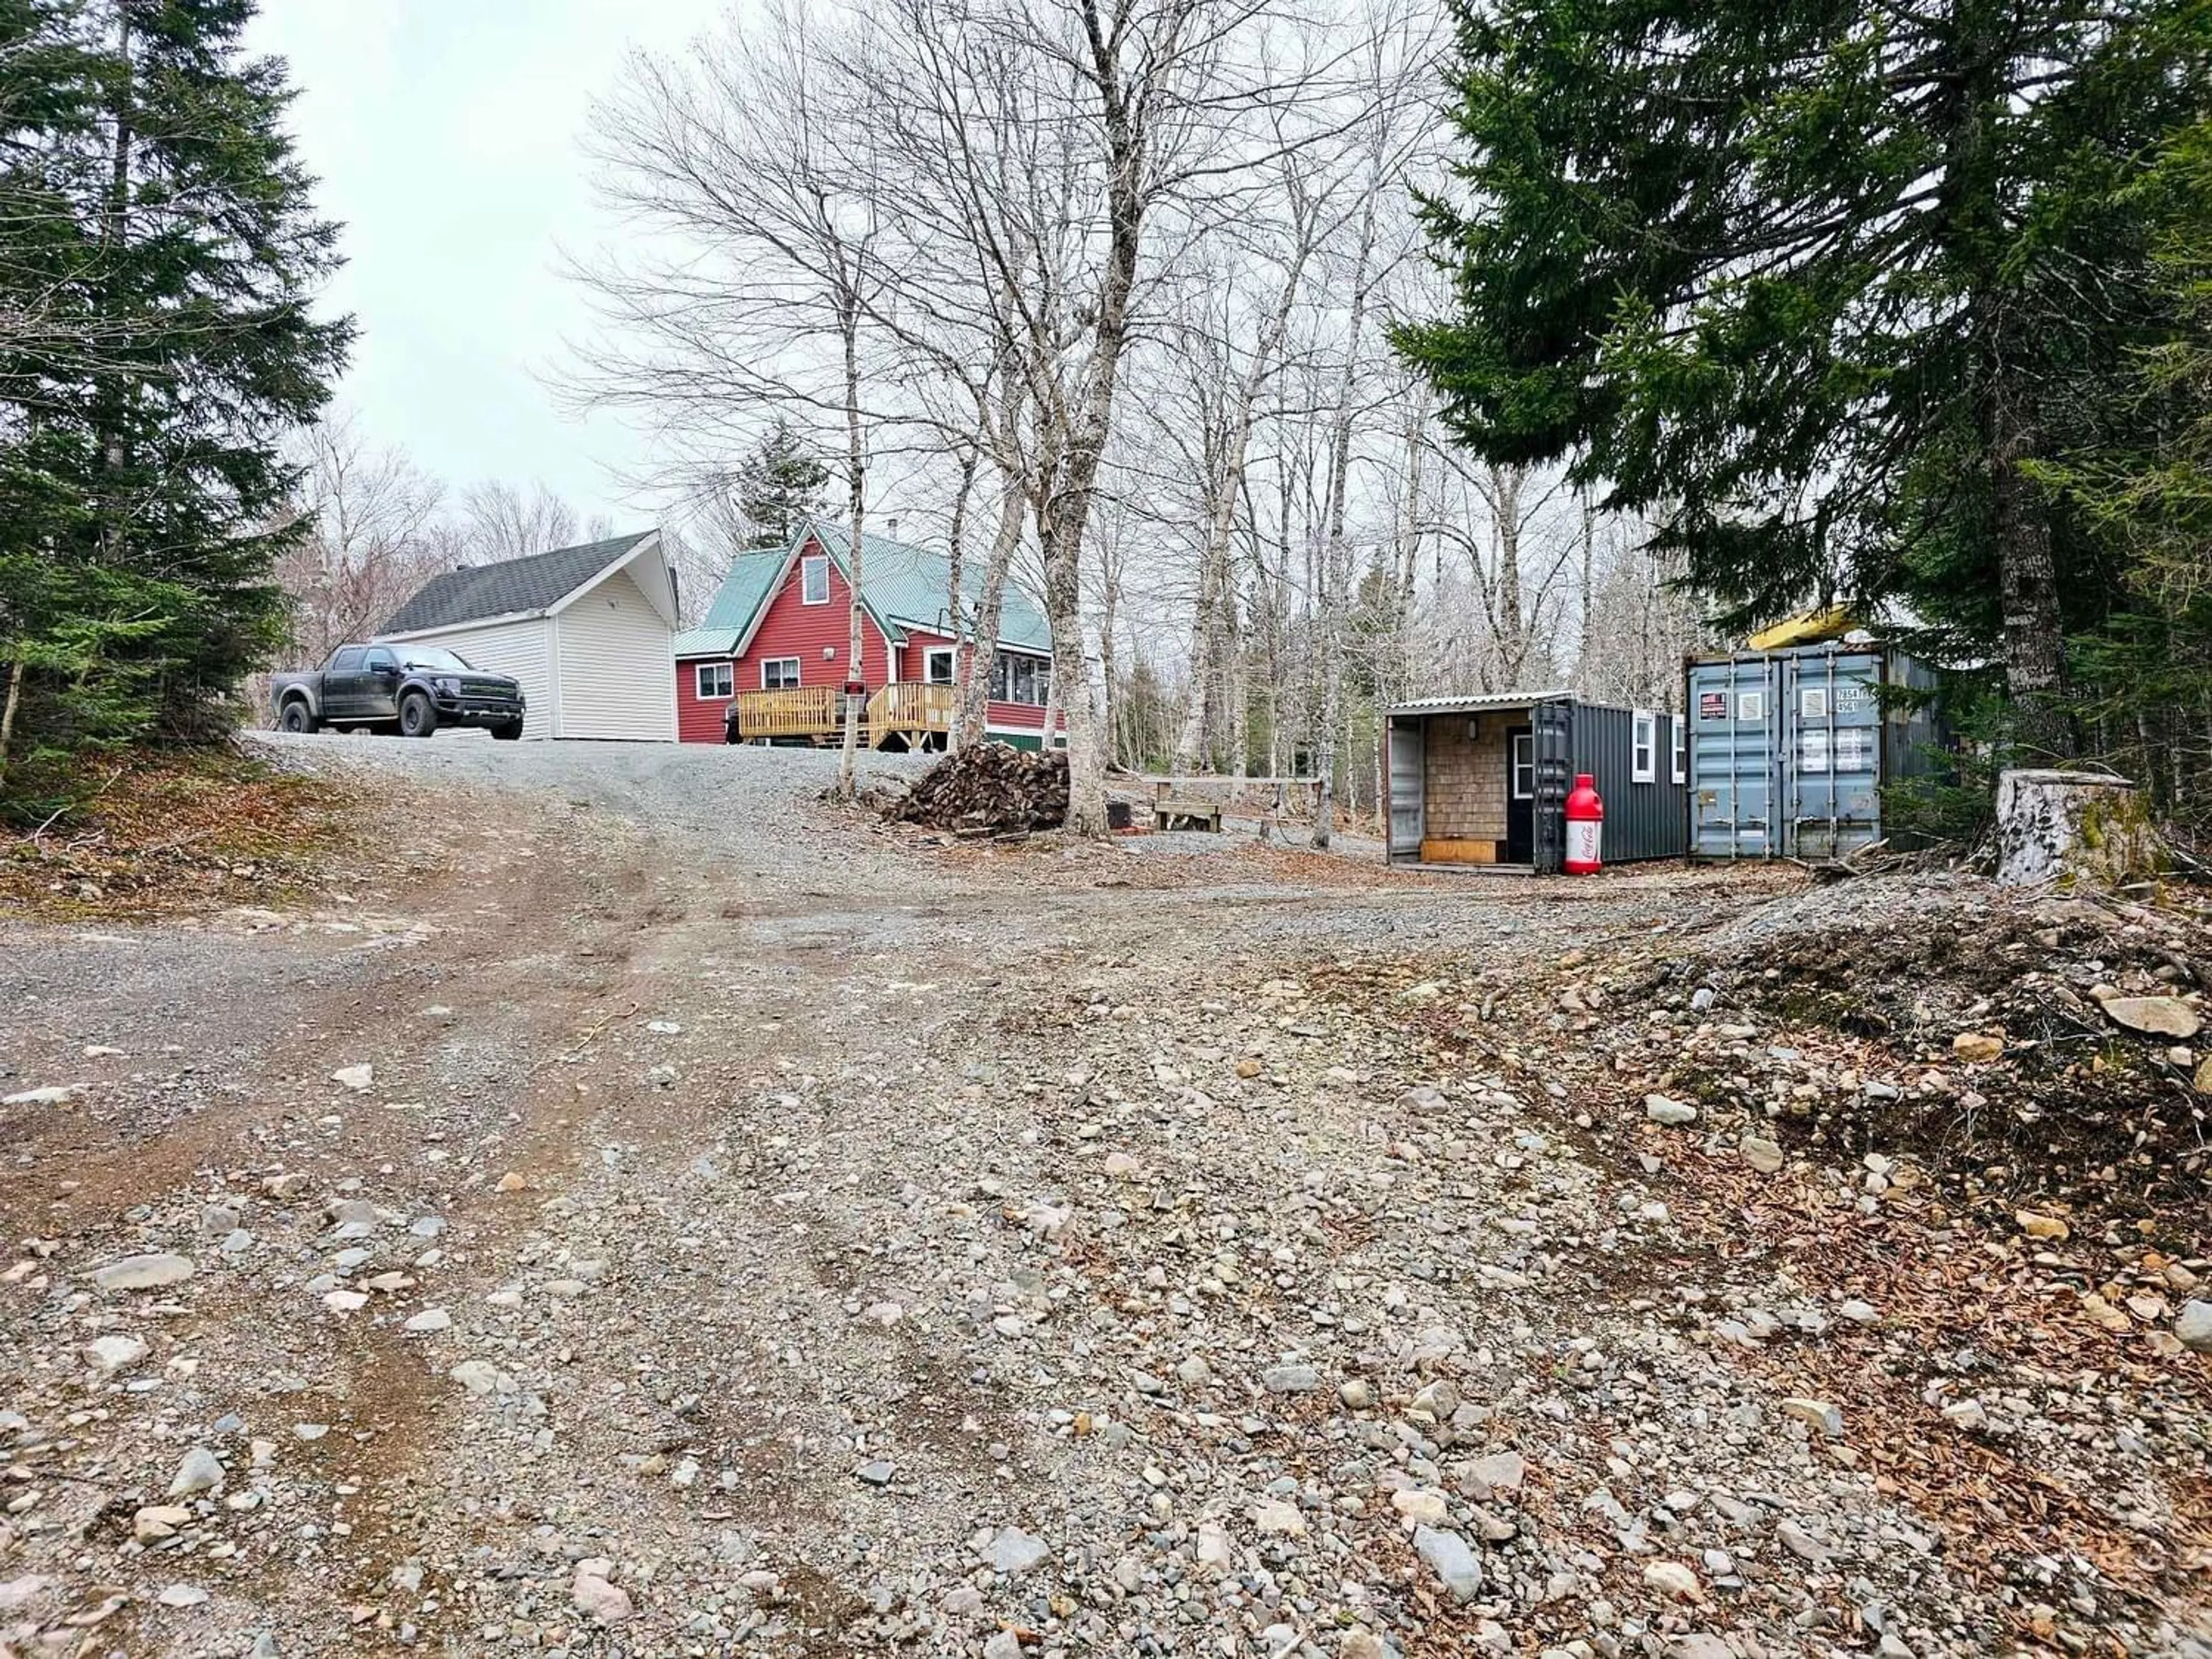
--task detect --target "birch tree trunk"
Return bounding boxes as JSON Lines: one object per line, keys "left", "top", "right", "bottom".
{"left": 0, "top": 659, "right": 24, "bottom": 784}
{"left": 835, "top": 287, "right": 868, "bottom": 797}
{"left": 1310, "top": 184, "right": 1379, "bottom": 851}
{"left": 963, "top": 476, "right": 1023, "bottom": 749}
{"left": 944, "top": 444, "right": 979, "bottom": 751}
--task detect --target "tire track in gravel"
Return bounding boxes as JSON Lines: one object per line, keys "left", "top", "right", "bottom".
{"left": 0, "top": 782, "right": 694, "bottom": 1654}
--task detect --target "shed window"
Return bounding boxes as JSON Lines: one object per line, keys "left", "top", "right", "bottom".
{"left": 800, "top": 555, "right": 830, "bottom": 605}
{"left": 1510, "top": 733, "right": 1535, "bottom": 800}
{"left": 695, "top": 661, "right": 733, "bottom": 700}
{"left": 1631, "top": 709, "right": 1657, "bottom": 783}
{"left": 762, "top": 657, "right": 801, "bottom": 691}
{"left": 923, "top": 646, "right": 957, "bottom": 685}
{"left": 1671, "top": 717, "right": 1686, "bottom": 784}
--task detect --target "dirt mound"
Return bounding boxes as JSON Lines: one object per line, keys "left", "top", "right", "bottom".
{"left": 0, "top": 744, "right": 365, "bottom": 919}
{"left": 887, "top": 742, "right": 1068, "bottom": 834}
{"left": 1601, "top": 877, "right": 2212, "bottom": 1219}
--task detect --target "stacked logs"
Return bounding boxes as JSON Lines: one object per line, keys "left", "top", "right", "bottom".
{"left": 889, "top": 742, "right": 1070, "bottom": 834}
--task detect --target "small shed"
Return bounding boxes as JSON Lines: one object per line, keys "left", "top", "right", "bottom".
{"left": 378, "top": 531, "right": 679, "bottom": 742}
{"left": 1387, "top": 691, "right": 1689, "bottom": 872}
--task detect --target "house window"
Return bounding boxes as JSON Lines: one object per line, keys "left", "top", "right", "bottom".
{"left": 1631, "top": 709, "right": 1656, "bottom": 782}
{"left": 762, "top": 657, "right": 801, "bottom": 690}
{"left": 695, "top": 661, "right": 733, "bottom": 700}
{"left": 1671, "top": 715, "right": 1687, "bottom": 784}
{"left": 923, "top": 647, "right": 957, "bottom": 686}
{"left": 800, "top": 555, "right": 829, "bottom": 605}
{"left": 988, "top": 651, "right": 1050, "bottom": 707}
{"left": 1510, "top": 733, "right": 1535, "bottom": 800}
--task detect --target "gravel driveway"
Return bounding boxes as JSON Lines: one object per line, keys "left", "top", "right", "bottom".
{"left": 0, "top": 740, "right": 2199, "bottom": 1658}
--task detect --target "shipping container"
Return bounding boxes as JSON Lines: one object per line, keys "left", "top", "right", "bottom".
{"left": 1386, "top": 692, "right": 1688, "bottom": 872}
{"left": 1685, "top": 643, "right": 1942, "bottom": 860}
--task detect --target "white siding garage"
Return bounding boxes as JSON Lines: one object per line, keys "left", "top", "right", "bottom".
{"left": 555, "top": 569, "right": 680, "bottom": 740}
{"left": 377, "top": 531, "right": 679, "bottom": 741}
{"left": 426, "top": 617, "right": 554, "bottom": 734}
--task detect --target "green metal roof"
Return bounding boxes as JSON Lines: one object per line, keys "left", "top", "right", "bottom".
{"left": 804, "top": 520, "right": 1052, "bottom": 654}
{"left": 671, "top": 547, "right": 785, "bottom": 657}
{"left": 673, "top": 521, "right": 1052, "bottom": 658}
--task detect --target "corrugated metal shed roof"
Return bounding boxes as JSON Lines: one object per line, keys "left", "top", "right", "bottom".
{"left": 1389, "top": 689, "right": 1570, "bottom": 718}
{"left": 381, "top": 531, "right": 656, "bottom": 635}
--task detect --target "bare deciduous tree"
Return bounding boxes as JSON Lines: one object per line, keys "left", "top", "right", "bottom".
{"left": 457, "top": 479, "right": 584, "bottom": 566}
{"left": 273, "top": 413, "right": 448, "bottom": 661}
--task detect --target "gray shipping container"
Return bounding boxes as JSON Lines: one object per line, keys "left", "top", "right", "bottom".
{"left": 1685, "top": 643, "right": 1941, "bottom": 860}
{"left": 1387, "top": 691, "right": 1688, "bottom": 872}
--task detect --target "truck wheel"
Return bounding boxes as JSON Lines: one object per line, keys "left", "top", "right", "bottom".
{"left": 491, "top": 721, "right": 522, "bottom": 741}
{"left": 279, "top": 699, "right": 317, "bottom": 734}
{"left": 398, "top": 691, "right": 438, "bottom": 738}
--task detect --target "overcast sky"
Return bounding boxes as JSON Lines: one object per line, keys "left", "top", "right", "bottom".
{"left": 248, "top": 1, "right": 730, "bottom": 525}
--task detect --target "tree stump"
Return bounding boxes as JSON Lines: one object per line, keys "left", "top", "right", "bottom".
{"left": 1994, "top": 768, "right": 2161, "bottom": 888}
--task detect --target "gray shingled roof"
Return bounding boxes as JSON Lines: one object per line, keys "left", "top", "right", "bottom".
{"left": 380, "top": 531, "right": 656, "bottom": 636}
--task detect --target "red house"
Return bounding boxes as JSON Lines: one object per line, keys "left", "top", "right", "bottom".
{"left": 672, "top": 520, "right": 1067, "bottom": 750}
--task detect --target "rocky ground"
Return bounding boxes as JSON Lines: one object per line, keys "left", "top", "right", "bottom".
{"left": 0, "top": 737, "right": 2205, "bottom": 1659}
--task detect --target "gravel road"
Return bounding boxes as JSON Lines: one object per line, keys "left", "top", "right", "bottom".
{"left": 1, "top": 739, "right": 2200, "bottom": 1658}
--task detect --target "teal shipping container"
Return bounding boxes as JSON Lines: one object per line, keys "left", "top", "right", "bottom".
{"left": 1685, "top": 643, "right": 1942, "bottom": 860}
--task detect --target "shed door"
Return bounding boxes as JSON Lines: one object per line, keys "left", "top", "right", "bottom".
{"left": 1530, "top": 699, "right": 1573, "bottom": 873}
{"left": 1387, "top": 718, "right": 1423, "bottom": 860}
{"left": 1504, "top": 727, "right": 1535, "bottom": 863}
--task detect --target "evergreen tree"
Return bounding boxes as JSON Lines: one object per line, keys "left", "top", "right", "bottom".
{"left": 731, "top": 415, "right": 830, "bottom": 549}
{"left": 2033, "top": 118, "right": 2212, "bottom": 813}
{"left": 1398, "top": 0, "right": 2211, "bottom": 759}
{"left": 0, "top": 0, "right": 348, "bottom": 808}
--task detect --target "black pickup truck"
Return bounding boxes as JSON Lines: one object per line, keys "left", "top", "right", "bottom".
{"left": 270, "top": 643, "right": 526, "bottom": 739}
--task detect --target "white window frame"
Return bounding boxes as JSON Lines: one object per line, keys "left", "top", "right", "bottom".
{"left": 923, "top": 646, "right": 957, "bottom": 686}
{"left": 1631, "top": 709, "right": 1657, "bottom": 783}
{"left": 694, "top": 661, "right": 733, "bottom": 700}
{"left": 989, "top": 650, "right": 1050, "bottom": 708}
{"left": 1671, "top": 714, "right": 1686, "bottom": 784}
{"left": 800, "top": 555, "right": 830, "bottom": 606}
{"left": 761, "top": 657, "right": 802, "bottom": 691}
{"left": 1510, "top": 732, "right": 1535, "bottom": 801}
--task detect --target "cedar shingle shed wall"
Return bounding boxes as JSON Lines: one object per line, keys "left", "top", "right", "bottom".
{"left": 1422, "top": 713, "right": 1513, "bottom": 846}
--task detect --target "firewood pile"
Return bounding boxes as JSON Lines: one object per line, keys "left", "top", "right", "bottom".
{"left": 888, "top": 742, "right": 1069, "bottom": 834}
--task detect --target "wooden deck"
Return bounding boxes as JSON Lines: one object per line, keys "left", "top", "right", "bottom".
{"left": 731, "top": 681, "right": 956, "bottom": 749}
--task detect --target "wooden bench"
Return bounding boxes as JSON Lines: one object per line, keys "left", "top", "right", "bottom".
{"left": 1154, "top": 796, "right": 1224, "bottom": 832}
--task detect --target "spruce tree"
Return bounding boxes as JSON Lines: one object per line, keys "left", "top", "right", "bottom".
{"left": 0, "top": 0, "right": 348, "bottom": 804}
{"left": 732, "top": 415, "right": 830, "bottom": 549}
{"left": 1398, "top": 0, "right": 2211, "bottom": 759}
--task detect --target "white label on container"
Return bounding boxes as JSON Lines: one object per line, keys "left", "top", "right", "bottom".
{"left": 1801, "top": 686, "right": 1830, "bottom": 718}
{"left": 1802, "top": 729, "right": 1831, "bottom": 774}
{"left": 1834, "top": 728, "right": 1870, "bottom": 770}
{"left": 1836, "top": 681, "right": 1875, "bottom": 714}
{"left": 1737, "top": 691, "right": 1764, "bottom": 722}
{"left": 1566, "top": 819, "right": 1602, "bottom": 867}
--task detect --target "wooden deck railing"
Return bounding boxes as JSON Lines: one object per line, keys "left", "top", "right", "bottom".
{"left": 732, "top": 681, "right": 956, "bottom": 744}
{"left": 868, "top": 680, "right": 956, "bottom": 734}
{"left": 733, "top": 684, "right": 841, "bottom": 740}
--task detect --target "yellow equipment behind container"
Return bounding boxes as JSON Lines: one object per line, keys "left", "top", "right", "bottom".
{"left": 1747, "top": 605, "right": 1854, "bottom": 651}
